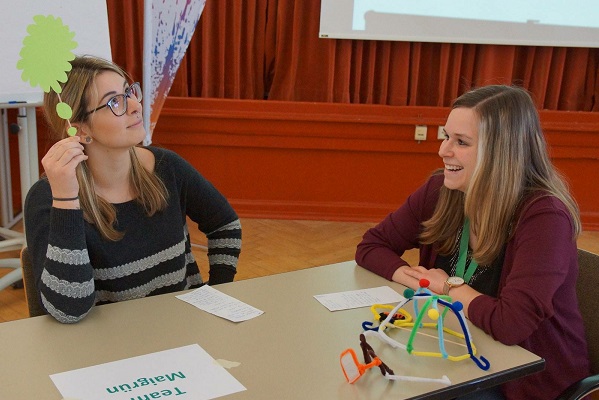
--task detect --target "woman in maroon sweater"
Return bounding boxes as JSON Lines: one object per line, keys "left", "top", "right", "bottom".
{"left": 356, "top": 85, "right": 590, "bottom": 400}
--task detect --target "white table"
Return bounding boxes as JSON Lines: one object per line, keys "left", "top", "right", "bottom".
{"left": 0, "top": 261, "right": 544, "bottom": 399}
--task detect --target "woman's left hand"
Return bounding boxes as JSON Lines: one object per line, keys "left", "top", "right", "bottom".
{"left": 402, "top": 266, "right": 449, "bottom": 294}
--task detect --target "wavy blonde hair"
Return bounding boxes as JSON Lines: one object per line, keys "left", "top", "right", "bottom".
{"left": 420, "top": 85, "right": 580, "bottom": 265}
{"left": 43, "top": 55, "right": 168, "bottom": 241}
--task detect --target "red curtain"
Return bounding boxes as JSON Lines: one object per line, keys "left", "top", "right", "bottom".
{"left": 106, "top": 0, "right": 598, "bottom": 111}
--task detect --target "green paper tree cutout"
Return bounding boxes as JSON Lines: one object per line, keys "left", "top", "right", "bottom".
{"left": 17, "top": 15, "right": 79, "bottom": 136}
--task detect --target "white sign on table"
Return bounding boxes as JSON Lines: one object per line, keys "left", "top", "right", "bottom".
{"left": 50, "top": 344, "right": 246, "bottom": 400}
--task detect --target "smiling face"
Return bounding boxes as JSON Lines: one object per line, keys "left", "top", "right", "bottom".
{"left": 438, "top": 107, "right": 479, "bottom": 192}
{"left": 79, "top": 71, "right": 146, "bottom": 149}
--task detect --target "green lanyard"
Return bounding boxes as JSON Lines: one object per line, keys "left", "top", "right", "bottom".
{"left": 455, "top": 218, "right": 478, "bottom": 283}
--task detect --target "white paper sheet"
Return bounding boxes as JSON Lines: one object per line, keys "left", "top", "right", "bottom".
{"left": 176, "top": 285, "right": 264, "bottom": 322}
{"left": 50, "top": 344, "right": 246, "bottom": 400}
{"left": 314, "top": 286, "right": 404, "bottom": 311}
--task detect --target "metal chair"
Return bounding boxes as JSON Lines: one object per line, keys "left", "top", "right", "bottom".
{"left": 0, "top": 227, "right": 25, "bottom": 291}
{"left": 555, "top": 248, "right": 599, "bottom": 400}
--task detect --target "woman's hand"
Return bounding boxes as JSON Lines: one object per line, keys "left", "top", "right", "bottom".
{"left": 401, "top": 266, "right": 481, "bottom": 317}
{"left": 42, "top": 136, "right": 88, "bottom": 201}
{"left": 401, "top": 266, "right": 449, "bottom": 294}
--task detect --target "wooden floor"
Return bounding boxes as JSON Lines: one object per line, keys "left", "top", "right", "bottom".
{"left": 1, "top": 218, "right": 598, "bottom": 323}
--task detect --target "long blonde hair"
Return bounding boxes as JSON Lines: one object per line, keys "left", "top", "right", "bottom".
{"left": 43, "top": 55, "right": 168, "bottom": 241}
{"left": 420, "top": 85, "right": 580, "bottom": 265}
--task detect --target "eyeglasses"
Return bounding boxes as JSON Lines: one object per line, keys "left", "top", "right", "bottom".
{"left": 85, "top": 82, "right": 142, "bottom": 117}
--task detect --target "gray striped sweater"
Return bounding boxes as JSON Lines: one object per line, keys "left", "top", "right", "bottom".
{"left": 25, "top": 146, "right": 241, "bottom": 323}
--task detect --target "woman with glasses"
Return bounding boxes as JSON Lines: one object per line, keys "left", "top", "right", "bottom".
{"left": 355, "top": 85, "right": 590, "bottom": 399}
{"left": 25, "top": 55, "right": 241, "bottom": 324}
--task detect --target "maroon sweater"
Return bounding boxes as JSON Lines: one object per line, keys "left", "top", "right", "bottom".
{"left": 356, "top": 174, "right": 590, "bottom": 400}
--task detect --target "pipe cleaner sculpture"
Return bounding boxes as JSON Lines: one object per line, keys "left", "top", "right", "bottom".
{"left": 340, "top": 279, "right": 490, "bottom": 385}
{"left": 16, "top": 15, "right": 79, "bottom": 136}
{"left": 364, "top": 279, "right": 490, "bottom": 370}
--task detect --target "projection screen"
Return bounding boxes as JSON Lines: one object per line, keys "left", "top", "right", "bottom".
{"left": 319, "top": 0, "right": 599, "bottom": 48}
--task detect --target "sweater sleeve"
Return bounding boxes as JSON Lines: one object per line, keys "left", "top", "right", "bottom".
{"left": 24, "top": 179, "right": 96, "bottom": 323}
{"left": 467, "top": 196, "right": 577, "bottom": 345}
{"left": 205, "top": 219, "right": 242, "bottom": 284}
{"left": 355, "top": 174, "right": 442, "bottom": 280}
{"left": 157, "top": 149, "right": 241, "bottom": 285}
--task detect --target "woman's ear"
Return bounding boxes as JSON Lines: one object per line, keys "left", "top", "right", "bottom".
{"left": 73, "top": 124, "right": 93, "bottom": 144}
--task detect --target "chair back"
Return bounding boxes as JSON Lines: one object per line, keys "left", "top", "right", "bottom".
{"left": 20, "top": 247, "right": 45, "bottom": 317}
{"left": 577, "top": 248, "right": 599, "bottom": 375}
